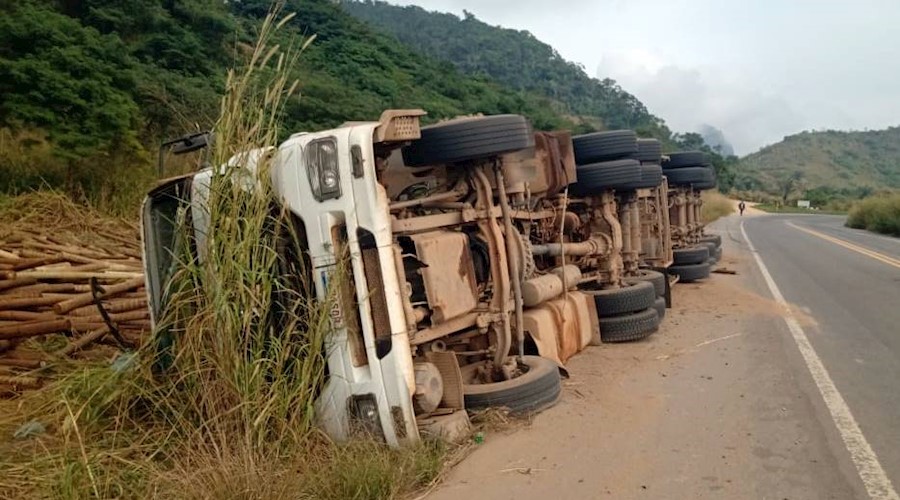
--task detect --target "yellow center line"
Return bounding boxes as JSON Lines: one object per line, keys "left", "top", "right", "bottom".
{"left": 786, "top": 221, "right": 900, "bottom": 269}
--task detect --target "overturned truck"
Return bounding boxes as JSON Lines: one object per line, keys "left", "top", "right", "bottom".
{"left": 143, "top": 112, "right": 611, "bottom": 446}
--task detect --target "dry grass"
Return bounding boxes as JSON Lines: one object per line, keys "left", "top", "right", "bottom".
{"left": 0, "top": 190, "right": 137, "bottom": 242}
{"left": 701, "top": 191, "right": 734, "bottom": 224}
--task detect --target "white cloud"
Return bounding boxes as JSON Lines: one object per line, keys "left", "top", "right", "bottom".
{"left": 598, "top": 53, "right": 806, "bottom": 154}
{"left": 393, "top": 0, "right": 900, "bottom": 154}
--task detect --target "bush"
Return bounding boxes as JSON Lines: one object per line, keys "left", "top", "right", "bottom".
{"left": 846, "top": 193, "right": 900, "bottom": 236}
{"left": 701, "top": 191, "right": 734, "bottom": 223}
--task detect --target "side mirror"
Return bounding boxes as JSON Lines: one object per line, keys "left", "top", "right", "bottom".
{"left": 158, "top": 132, "right": 213, "bottom": 177}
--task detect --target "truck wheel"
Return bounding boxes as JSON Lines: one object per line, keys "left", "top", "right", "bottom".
{"left": 401, "top": 115, "right": 533, "bottom": 167}
{"left": 462, "top": 356, "right": 561, "bottom": 414}
{"left": 617, "top": 164, "right": 663, "bottom": 190}
{"left": 701, "top": 241, "right": 718, "bottom": 260}
{"left": 699, "top": 234, "right": 722, "bottom": 248}
{"left": 569, "top": 159, "right": 641, "bottom": 195}
{"left": 572, "top": 130, "right": 638, "bottom": 164}
{"left": 653, "top": 296, "right": 667, "bottom": 320}
{"left": 670, "top": 262, "right": 711, "bottom": 283}
{"left": 581, "top": 280, "right": 656, "bottom": 316}
{"left": 634, "top": 138, "right": 662, "bottom": 164}
{"left": 663, "top": 166, "right": 714, "bottom": 187}
{"left": 599, "top": 307, "right": 660, "bottom": 342}
{"left": 673, "top": 246, "right": 710, "bottom": 265}
{"left": 664, "top": 151, "right": 708, "bottom": 168}
{"left": 625, "top": 269, "right": 666, "bottom": 297}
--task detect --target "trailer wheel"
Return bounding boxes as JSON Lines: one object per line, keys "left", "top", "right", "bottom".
{"left": 699, "top": 234, "right": 722, "bottom": 248}
{"left": 673, "top": 246, "right": 710, "bottom": 266}
{"left": 581, "top": 280, "right": 656, "bottom": 316}
{"left": 461, "top": 356, "right": 561, "bottom": 414}
{"left": 653, "top": 296, "right": 667, "bottom": 320}
{"left": 617, "top": 164, "right": 663, "bottom": 190}
{"left": 569, "top": 159, "right": 641, "bottom": 195}
{"left": 664, "top": 151, "right": 708, "bottom": 168}
{"left": 670, "top": 262, "right": 711, "bottom": 283}
{"left": 572, "top": 130, "right": 638, "bottom": 164}
{"left": 663, "top": 166, "right": 715, "bottom": 187}
{"left": 599, "top": 307, "right": 660, "bottom": 343}
{"left": 625, "top": 269, "right": 666, "bottom": 297}
{"left": 634, "top": 138, "right": 662, "bottom": 164}
{"left": 401, "top": 115, "right": 533, "bottom": 167}
{"left": 701, "top": 241, "right": 718, "bottom": 261}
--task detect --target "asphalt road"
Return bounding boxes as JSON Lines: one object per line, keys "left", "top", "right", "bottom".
{"left": 741, "top": 214, "right": 900, "bottom": 498}
{"left": 428, "top": 212, "right": 900, "bottom": 500}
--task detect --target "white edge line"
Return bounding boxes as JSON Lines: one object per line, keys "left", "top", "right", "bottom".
{"left": 740, "top": 219, "right": 899, "bottom": 500}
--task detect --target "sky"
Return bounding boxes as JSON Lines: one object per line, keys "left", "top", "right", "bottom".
{"left": 390, "top": 0, "right": 900, "bottom": 155}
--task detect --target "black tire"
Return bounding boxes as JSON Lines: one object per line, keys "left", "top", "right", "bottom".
{"left": 653, "top": 296, "right": 667, "bottom": 320}
{"left": 581, "top": 280, "right": 656, "bottom": 316}
{"left": 617, "top": 164, "right": 663, "bottom": 190}
{"left": 694, "top": 178, "right": 718, "bottom": 191}
{"left": 715, "top": 246, "right": 723, "bottom": 261}
{"left": 664, "top": 151, "right": 708, "bottom": 168}
{"left": 599, "top": 307, "right": 660, "bottom": 343}
{"left": 402, "top": 115, "right": 533, "bottom": 167}
{"left": 699, "top": 234, "right": 722, "bottom": 248}
{"left": 569, "top": 159, "right": 641, "bottom": 195}
{"left": 634, "top": 139, "right": 662, "bottom": 163}
{"left": 670, "top": 262, "right": 711, "bottom": 283}
{"left": 573, "top": 130, "right": 638, "bottom": 165}
{"left": 701, "top": 241, "right": 718, "bottom": 260}
{"left": 664, "top": 166, "right": 715, "bottom": 187}
{"left": 462, "top": 356, "right": 561, "bottom": 414}
{"left": 673, "top": 245, "right": 710, "bottom": 265}
{"left": 625, "top": 269, "right": 666, "bottom": 297}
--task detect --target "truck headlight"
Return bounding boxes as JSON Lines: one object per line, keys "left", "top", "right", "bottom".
{"left": 306, "top": 138, "right": 341, "bottom": 202}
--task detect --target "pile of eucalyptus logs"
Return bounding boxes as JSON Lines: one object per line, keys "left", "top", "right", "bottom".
{"left": 0, "top": 228, "right": 150, "bottom": 393}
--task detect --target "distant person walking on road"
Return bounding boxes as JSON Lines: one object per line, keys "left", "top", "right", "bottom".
{"left": 739, "top": 200, "right": 746, "bottom": 216}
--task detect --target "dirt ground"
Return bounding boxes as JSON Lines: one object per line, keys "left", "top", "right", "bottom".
{"left": 425, "top": 212, "right": 859, "bottom": 500}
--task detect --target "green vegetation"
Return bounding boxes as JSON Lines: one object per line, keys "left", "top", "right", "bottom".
{"left": 735, "top": 128, "right": 900, "bottom": 203}
{"left": 0, "top": 12, "right": 448, "bottom": 499}
{"left": 342, "top": 1, "right": 669, "bottom": 137}
{"left": 341, "top": 0, "right": 736, "bottom": 190}
{"left": 0, "top": 0, "right": 575, "bottom": 215}
{"left": 1, "top": 0, "right": 740, "bottom": 214}
{"left": 846, "top": 193, "right": 900, "bottom": 236}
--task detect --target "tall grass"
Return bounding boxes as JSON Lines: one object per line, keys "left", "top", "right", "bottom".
{"left": 700, "top": 190, "right": 734, "bottom": 223}
{"left": 846, "top": 193, "right": 900, "bottom": 236}
{"left": 0, "top": 7, "right": 447, "bottom": 498}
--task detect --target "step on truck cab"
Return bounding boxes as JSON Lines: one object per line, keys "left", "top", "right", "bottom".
{"left": 143, "top": 111, "right": 597, "bottom": 446}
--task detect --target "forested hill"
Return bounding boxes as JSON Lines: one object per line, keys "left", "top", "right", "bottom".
{"left": 736, "top": 128, "right": 900, "bottom": 197}
{"left": 342, "top": 0, "right": 672, "bottom": 140}
{"left": 0, "top": 0, "right": 571, "bottom": 205}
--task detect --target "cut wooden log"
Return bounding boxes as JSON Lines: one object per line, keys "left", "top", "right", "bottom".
{"left": 70, "top": 298, "right": 148, "bottom": 316}
{"left": 0, "top": 357, "right": 45, "bottom": 369}
{"left": 57, "top": 326, "right": 110, "bottom": 356}
{"left": 0, "top": 296, "right": 61, "bottom": 311}
{"left": 12, "top": 256, "right": 66, "bottom": 271}
{"left": 53, "top": 276, "right": 145, "bottom": 314}
{"left": 0, "top": 318, "right": 71, "bottom": 340}
{"left": 0, "top": 277, "right": 37, "bottom": 291}
{"left": 0, "top": 310, "right": 57, "bottom": 321}
{"left": 0, "top": 375, "right": 42, "bottom": 390}
{"left": 19, "top": 270, "right": 143, "bottom": 281}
